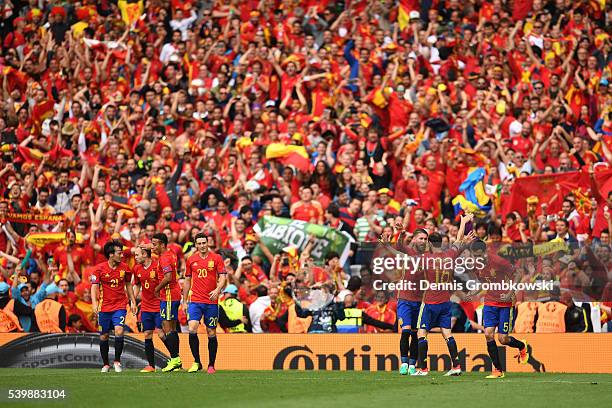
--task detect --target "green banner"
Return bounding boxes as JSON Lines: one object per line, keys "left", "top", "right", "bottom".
{"left": 252, "top": 216, "right": 352, "bottom": 266}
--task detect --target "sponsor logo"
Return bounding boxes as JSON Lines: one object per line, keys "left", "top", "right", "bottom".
{"left": 273, "top": 345, "right": 503, "bottom": 372}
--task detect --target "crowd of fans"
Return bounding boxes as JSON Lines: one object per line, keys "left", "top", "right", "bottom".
{"left": 0, "top": 0, "right": 611, "bottom": 334}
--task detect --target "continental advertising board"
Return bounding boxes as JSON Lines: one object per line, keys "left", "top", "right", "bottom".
{"left": 0, "top": 333, "right": 610, "bottom": 373}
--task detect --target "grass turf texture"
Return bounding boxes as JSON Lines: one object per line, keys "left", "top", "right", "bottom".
{"left": 0, "top": 369, "right": 610, "bottom": 408}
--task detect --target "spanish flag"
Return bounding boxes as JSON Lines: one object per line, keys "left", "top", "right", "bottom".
{"left": 117, "top": 0, "right": 144, "bottom": 27}
{"left": 108, "top": 201, "right": 135, "bottom": 218}
{"left": 1, "top": 66, "right": 28, "bottom": 93}
{"left": 26, "top": 232, "right": 83, "bottom": 249}
{"left": 31, "top": 99, "right": 55, "bottom": 127}
{"left": 360, "top": 113, "right": 373, "bottom": 128}
{"left": 265, "top": 143, "right": 311, "bottom": 173}
{"left": 17, "top": 145, "right": 45, "bottom": 163}
{"left": 397, "top": 0, "right": 416, "bottom": 30}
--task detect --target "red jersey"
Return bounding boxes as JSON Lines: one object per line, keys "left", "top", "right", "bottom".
{"left": 292, "top": 201, "right": 322, "bottom": 222}
{"left": 479, "top": 253, "right": 514, "bottom": 307}
{"left": 397, "top": 246, "right": 424, "bottom": 302}
{"left": 422, "top": 248, "right": 461, "bottom": 304}
{"left": 133, "top": 259, "right": 160, "bottom": 313}
{"left": 185, "top": 251, "right": 226, "bottom": 304}
{"left": 510, "top": 136, "right": 534, "bottom": 157}
{"left": 157, "top": 250, "right": 181, "bottom": 302}
{"left": 90, "top": 261, "right": 133, "bottom": 313}
{"left": 54, "top": 245, "right": 85, "bottom": 279}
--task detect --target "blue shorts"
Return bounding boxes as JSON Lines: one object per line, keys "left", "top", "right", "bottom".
{"left": 417, "top": 302, "right": 452, "bottom": 331}
{"left": 397, "top": 300, "right": 421, "bottom": 330}
{"left": 160, "top": 301, "right": 180, "bottom": 321}
{"left": 187, "top": 303, "right": 219, "bottom": 328}
{"left": 141, "top": 311, "right": 162, "bottom": 331}
{"left": 98, "top": 310, "right": 126, "bottom": 333}
{"left": 483, "top": 305, "right": 513, "bottom": 334}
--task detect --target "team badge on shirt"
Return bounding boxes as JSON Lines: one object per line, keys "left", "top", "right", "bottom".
{"left": 120, "top": 270, "right": 125, "bottom": 278}
{"left": 208, "top": 261, "right": 215, "bottom": 268}
{"left": 150, "top": 270, "right": 156, "bottom": 279}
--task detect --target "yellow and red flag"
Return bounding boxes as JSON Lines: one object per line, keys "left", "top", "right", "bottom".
{"left": 265, "top": 143, "right": 311, "bottom": 173}
{"left": 398, "top": 0, "right": 417, "bottom": 30}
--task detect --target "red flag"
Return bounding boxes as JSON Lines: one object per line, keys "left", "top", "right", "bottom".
{"left": 48, "top": 144, "right": 73, "bottom": 163}
{"left": 16, "top": 145, "right": 44, "bottom": 164}
{"left": 31, "top": 99, "right": 55, "bottom": 127}
{"left": 506, "top": 171, "right": 582, "bottom": 217}
{"left": 278, "top": 152, "right": 311, "bottom": 173}
{"left": 589, "top": 167, "right": 612, "bottom": 197}
{"left": 506, "top": 168, "right": 612, "bottom": 218}
{"left": 1, "top": 65, "right": 28, "bottom": 93}
{"left": 513, "top": 0, "right": 533, "bottom": 21}
{"left": 590, "top": 167, "right": 612, "bottom": 237}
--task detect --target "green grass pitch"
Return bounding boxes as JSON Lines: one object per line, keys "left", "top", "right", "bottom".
{"left": 0, "top": 369, "right": 610, "bottom": 407}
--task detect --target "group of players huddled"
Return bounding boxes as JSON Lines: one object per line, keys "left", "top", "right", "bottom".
{"left": 90, "top": 232, "right": 224, "bottom": 374}
{"left": 394, "top": 213, "right": 530, "bottom": 378}
{"left": 90, "top": 213, "right": 532, "bottom": 378}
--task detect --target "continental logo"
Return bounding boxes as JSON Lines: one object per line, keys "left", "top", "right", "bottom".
{"left": 273, "top": 345, "right": 505, "bottom": 372}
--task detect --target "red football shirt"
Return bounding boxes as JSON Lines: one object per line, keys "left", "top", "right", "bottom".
{"left": 185, "top": 251, "right": 226, "bottom": 304}
{"left": 422, "top": 248, "right": 461, "bottom": 304}
{"left": 157, "top": 250, "right": 181, "bottom": 302}
{"left": 292, "top": 202, "right": 322, "bottom": 222}
{"left": 397, "top": 247, "right": 425, "bottom": 302}
{"left": 133, "top": 259, "right": 160, "bottom": 313}
{"left": 479, "top": 252, "right": 514, "bottom": 307}
{"left": 90, "top": 261, "right": 133, "bottom": 312}
{"left": 54, "top": 245, "right": 85, "bottom": 279}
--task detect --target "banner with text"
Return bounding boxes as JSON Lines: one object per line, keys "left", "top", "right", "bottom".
{"left": 0, "top": 333, "right": 610, "bottom": 373}
{"left": 252, "top": 216, "right": 352, "bottom": 265}
{"left": 6, "top": 213, "right": 65, "bottom": 224}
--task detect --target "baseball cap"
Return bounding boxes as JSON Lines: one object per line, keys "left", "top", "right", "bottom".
{"left": 45, "top": 283, "right": 65, "bottom": 297}
{"left": 0, "top": 282, "right": 9, "bottom": 295}
{"left": 223, "top": 284, "right": 239, "bottom": 295}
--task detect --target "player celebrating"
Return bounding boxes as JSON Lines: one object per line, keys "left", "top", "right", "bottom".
{"left": 415, "top": 213, "right": 473, "bottom": 376}
{"left": 133, "top": 246, "right": 163, "bottom": 372}
{"left": 91, "top": 240, "right": 137, "bottom": 373}
{"left": 152, "top": 233, "right": 182, "bottom": 372}
{"left": 183, "top": 233, "right": 227, "bottom": 373}
{"left": 393, "top": 224, "right": 425, "bottom": 376}
{"left": 470, "top": 240, "right": 529, "bottom": 378}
